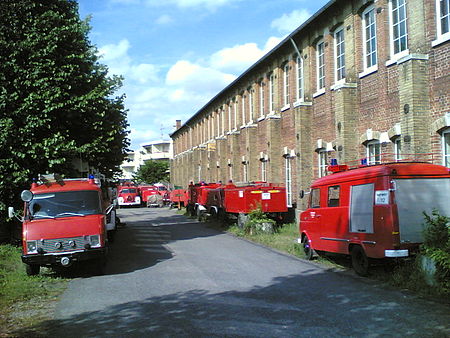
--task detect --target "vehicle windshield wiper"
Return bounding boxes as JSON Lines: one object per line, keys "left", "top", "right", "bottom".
{"left": 33, "top": 215, "right": 55, "bottom": 219}
{"left": 55, "top": 212, "right": 86, "bottom": 217}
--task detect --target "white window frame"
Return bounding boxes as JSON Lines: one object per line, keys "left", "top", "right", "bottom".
{"left": 388, "top": 0, "right": 409, "bottom": 62}
{"left": 233, "top": 99, "right": 238, "bottom": 130}
{"left": 367, "top": 140, "right": 381, "bottom": 165}
{"left": 243, "top": 161, "right": 248, "bottom": 182}
{"left": 228, "top": 104, "right": 232, "bottom": 132}
{"left": 261, "top": 159, "right": 267, "bottom": 182}
{"left": 259, "top": 81, "right": 265, "bottom": 118}
{"left": 316, "top": 40, "right": 325, "bottom": 91}
{"left": 394, "top": 137, "right": 402, "bottom": 161}
{"left": 283, "top": 63, "right": 290, "bottom": 107}
{"left": 334, "top": 26, "right": 346, "bottom": 84}
{"left": 442, "top": 129, "right": 450, "bottom": 167}
{"left": 248, "top": 89, "right": 254, "bottom": 123}
{"left": 361, "top": 6, "right": 378, "bottom": 75}
{"left": 296, "top": 55, "right": 304, "bottom": 103}
{"left": 433, "top": 0, "right": 450, "bottom": 46}
{"left": 241, "top": 95, "right": 246, "bottom": 127}
{"left": 216, "top": 110, "right": 220, "bottom": 137}
{"left": 318, "top": 149, "right": 328, "bottom": 178}
{"left": 269, "top": 73, "right": 275, "bottom": 113}
{"left": 285, "top": 157, "right": 292, "bottom": 207}
{"left": 221, "top": 108, "right": 225, "bottom": 136}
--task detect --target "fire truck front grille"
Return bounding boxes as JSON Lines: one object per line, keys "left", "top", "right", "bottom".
{"left": 38, "top": 237, "right": 87, "bottom": 253}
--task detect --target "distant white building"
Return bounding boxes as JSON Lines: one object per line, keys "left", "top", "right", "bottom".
{"left": 120, "top": 140, "right": 173, "bottom": 180}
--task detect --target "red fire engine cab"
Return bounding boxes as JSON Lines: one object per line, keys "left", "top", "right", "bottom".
{"left": 8, "top": 174, "right": 115, "bottom": 275}
{"left": 117, "top": 184, "right": 141, "bottom": 207}
{"left": 299, "top": 160, "right": 450, "bottom": 276}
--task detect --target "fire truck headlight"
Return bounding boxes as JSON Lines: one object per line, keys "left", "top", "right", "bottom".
{"left": 136, "top": 197, "right": 141, "bottom": 203}
{"left": 118, "top": 197, "right": 124, "bottom": 203}
{"left": 27, "top": 241, "right": 38, "bottom": 254}
{"left": 89, "top": 235, "right": 100, "bottom": 248}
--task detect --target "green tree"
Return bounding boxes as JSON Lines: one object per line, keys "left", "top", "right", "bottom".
{"left": 133, "top": 160, "right": 169, "bottom": 184}
{"left": 0, "top": 0, "right": 130, "bottom": 240}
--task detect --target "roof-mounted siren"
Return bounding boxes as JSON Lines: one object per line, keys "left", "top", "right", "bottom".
{"left": 328, "top": 158, "right": 348, "bottom": 173}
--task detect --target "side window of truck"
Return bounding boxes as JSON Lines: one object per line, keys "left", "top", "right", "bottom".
{"left": 328, "top": 185, "right": 340, "bottom": 207}
{"left": 310, "top": 188, "right": 320, "bottom": 208}
{"left": 328, "top": 185, "right": 341, "bottom": 207}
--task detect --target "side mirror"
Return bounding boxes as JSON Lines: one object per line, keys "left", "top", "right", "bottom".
{"left": 21, "top": 190, "right": 34, "bottom": 202}
{"left": 8, "top": 207, "right": 15, "bottom": 219}
{"left": 299, "top": 190, "right": 305, "bottom": 199}
{"left": 105, "top": 204, "right": 115, "bottom": 215}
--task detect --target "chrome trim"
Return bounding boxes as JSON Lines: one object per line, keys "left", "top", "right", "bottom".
{"left": 320, "top": 237, "right": 350, "bottom": 242}
{"left": 362, "top": 241, "right": 376, "bottom": 245}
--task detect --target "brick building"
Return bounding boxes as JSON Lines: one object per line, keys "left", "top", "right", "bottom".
{"left": 170, "top": 0, "right": 450, "bottom": 211}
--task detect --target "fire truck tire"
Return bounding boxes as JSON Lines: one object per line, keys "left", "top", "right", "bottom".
{"left": 302, "top": 236, "right": 315, "bottom": 260}
{"left": 26, "top": 264, "right": 40, "bottom": 276}
{"left": 351, "top": 246, "right": 369, "bottom": 276}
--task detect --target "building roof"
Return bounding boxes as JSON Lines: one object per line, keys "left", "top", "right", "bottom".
{"left": 170, "top": 0, "right": 336, "bottom": 138}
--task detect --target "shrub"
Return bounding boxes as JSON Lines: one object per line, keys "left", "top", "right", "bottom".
{"left": 243, "top": 208, "right": 276, "bottom": 235}
{"left": 421, "top": 210, "right": 450, "bottom": 292}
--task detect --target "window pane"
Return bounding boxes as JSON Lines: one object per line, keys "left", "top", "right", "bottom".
{"left": 310, "top": 189, "right": 320, "bottom": 208}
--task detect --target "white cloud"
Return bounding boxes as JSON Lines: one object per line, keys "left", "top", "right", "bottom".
{"left": 271, "top": 9, "right": 311, "bottom": 34}
{"left": 129, "top": 128, "right": 158, "bottom": 146}
{"left": 130, "top": 64, "right": 159, "bottom": 84}
{"left": 209, "top": 37, "right": 283, "bottom": 74}
{"left": 98, "top": 39, "right": 130, "bottom": 62}
{"left": 98, "top": 39, "right": 159, "bottom": 84}
{"left": 155, "top": 14, "right": 174, "bottom": 25}
{"left": 166, "top": 60, "right": 236, "bottom": 93}
{"left": 144, "top": 0, "right": 242, "bottom": 11}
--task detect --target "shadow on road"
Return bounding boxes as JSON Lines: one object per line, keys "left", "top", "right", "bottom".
{"left": 15, "top": 270, "right": 450, "bottom": 337}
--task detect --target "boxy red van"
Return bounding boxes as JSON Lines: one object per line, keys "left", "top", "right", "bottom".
{"left": 8, "top": 175, "right": 115, "bottom": 275}
{"left": 299, "top": 161, "right": 450, "bottom": 276}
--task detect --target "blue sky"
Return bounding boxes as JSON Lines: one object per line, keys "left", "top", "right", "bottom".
{"left": 77, "top": 0, "right": 329, "bottom": 149}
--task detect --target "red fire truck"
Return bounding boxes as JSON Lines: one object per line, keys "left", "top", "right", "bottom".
{"left": 117, "top": 184, "right": 141, "bottom": 207}
{"left": 186, "top": 182, "right": 222, "bottom": 217}
{"left": 205, "top": 182, "right": 288, "bottom": 225}
{"left": 299, "top": 159, "right": 450, "bottom": 276}
{"left": 169, "top": 189, "right": 188, "bottom": 209}
{"left": 139, "top": 185, "right": 160, "bottom": 206}
{"left": 8, "top": 174, "right": 115, "bottom": 275}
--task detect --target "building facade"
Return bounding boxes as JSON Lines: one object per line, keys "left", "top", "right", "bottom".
{"left": 170, "top": 0, "right": 450, "bottom": 210}
{"left": 120, "top": 140, "right": 173, "bottom": 180}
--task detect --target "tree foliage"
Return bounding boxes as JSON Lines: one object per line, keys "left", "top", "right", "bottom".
{"left": 0, "top": 0, "right": 130, "bottom": 240}
{"left": 133, "top": 160, "right": 169, "bottom": 184}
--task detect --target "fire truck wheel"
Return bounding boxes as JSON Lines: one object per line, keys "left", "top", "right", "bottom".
{"left": 302, "top": 236, "right": 315, "bottom": 260}
{"left": 351, "top": 246, "right": 369, "bottom": 276}
{"left": 26, "top": 264, "right": 40, "bottom": 276}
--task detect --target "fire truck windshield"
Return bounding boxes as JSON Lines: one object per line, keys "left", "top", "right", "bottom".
{"left": 120, "top": 188, "right": 137, "bottom": 194}
{"left": 29, "top": 190, "right": 101, "bottom": 219}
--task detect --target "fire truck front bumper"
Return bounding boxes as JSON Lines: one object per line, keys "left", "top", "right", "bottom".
{"left": 22, "top": 247, "right": 107, "bottom": 266}
{"left": 385, "top": 249, "right": 409, "bottom": 257}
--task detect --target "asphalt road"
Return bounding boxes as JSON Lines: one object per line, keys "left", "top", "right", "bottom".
{"left": 49, "top": 207, "right": 449, "bottom": 337}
